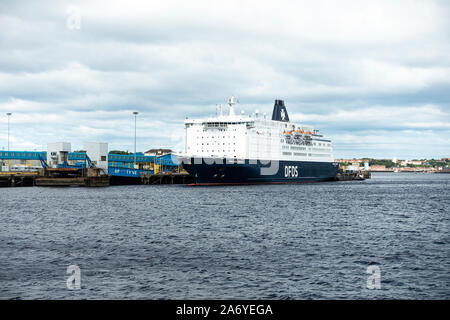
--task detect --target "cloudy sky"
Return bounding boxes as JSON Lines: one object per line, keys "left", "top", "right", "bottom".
{"left": 0, "top": 0, "right": 449, "bottom": 159}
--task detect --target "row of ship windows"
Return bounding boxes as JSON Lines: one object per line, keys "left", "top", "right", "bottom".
{"left": 304, "top": 142, "right": 331, "bottom": 147}
{"left": 311, "top": 147, "right": 332, "bottom": 152}
{"left": 196, "top": 129, "right": 238, "bottom": 132}
{"left": 282, "top": 146, "right": 331, "bottom": 152}
{"left": 197, "top": 143, "right": 236, "bottom": 146}
{"left": 193, "top": 135, "right": 329, "bottom": 146}
{"left": 282, "top": 152, "right": 330, "bottom": 157}
{"left": 281, "top": 140, "right": 331, "bottom": 147}
{"left": 203, "top": 122, "right": 250, "bottom": 126}
{"left": 289, "top": 146, "right": 306, "bottom": 150}
{"left": 197, "top": 150, "right": 236, "bottom": 153}
{"left": 203, "top": 129, "right": 228, "bottom": 132}
{"left": 197, "top": 135, "right": 237, "bottom": 138}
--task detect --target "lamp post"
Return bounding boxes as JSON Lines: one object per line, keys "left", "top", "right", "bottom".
{"left": 133, "top": 111, "right": 138, "bottom": 168}
{"left": 6, "top": 113, "right": 11, "bottom": 151}
{"left": 6, "top": 113, "right": 11, "bottom": 171}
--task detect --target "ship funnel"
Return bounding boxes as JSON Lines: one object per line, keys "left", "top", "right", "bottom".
{"left": 271, "top": 99, "right": 289, "bottom": 122}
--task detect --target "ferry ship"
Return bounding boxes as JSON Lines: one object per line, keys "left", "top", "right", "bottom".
{"left": 181, "top": 97, "right": 339, "bottom": 185}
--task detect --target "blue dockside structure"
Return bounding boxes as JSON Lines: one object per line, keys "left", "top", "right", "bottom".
{"left": 107, "top": 153, "right": 179, "bottom": 177}
{"left": 0, "top": 151, "right": 181, "bottom": 178}
{"left": 0, "top": 151, "right": 47, "bottom": 160}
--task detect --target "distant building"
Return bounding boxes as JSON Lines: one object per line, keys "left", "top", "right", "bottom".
{"left": 364, "top": 162, "right": 369, "bottom": 171}
{"left": 345, "top": 165, "right": 360, "bottom": 172}
{"left": 370, "top": 165, "right": 387, "bottom": 171}
{"left": 144, "top": 149, "right": 173, "bottom": 156}
{"left": 47, "top": 142, "right": 71, "bottom": 167}
{"left": 84, "top": 142, "right": 108, "bottom": 170}
{"left": 336, "top": 159, "right": 364, "bottom": 164}
{"left": 400, "top": 160, "right": 423, "bottom": 166}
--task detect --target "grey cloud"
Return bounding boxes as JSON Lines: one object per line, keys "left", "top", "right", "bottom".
{"left": 0, "top": 0, "right": 449, "bottom": 158}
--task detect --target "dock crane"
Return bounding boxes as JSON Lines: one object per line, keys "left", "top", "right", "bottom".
{"left": 85, "top": 154, "right": 96, "bottom": 168}
{"left": 37, "top": 153, "right": 96, "bottom": 169}
{"left": 38, "top": 153, "right": 49, "bottom": 169}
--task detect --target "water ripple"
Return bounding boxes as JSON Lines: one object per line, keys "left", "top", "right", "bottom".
{"left": 0, "top": 172, "right": 449, "bottom": 299}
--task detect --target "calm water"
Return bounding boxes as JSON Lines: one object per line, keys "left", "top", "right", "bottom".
{"left": 0, "top": 172, "right": 448, "bottom": 299}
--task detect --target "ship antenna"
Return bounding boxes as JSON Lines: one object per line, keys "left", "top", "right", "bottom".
{"left": 227, "top": 96, "right": 236, "bottom": 116}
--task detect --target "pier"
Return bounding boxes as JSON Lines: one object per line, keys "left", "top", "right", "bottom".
{"left": 1, "top": 147, "right": 372, "bottom": 187}
{"left": 0, "top": 170, "right": 192, "bottom": 187}
{"left": 335, "top": 170, "right": 371, "bottom": 181}
{"left": 0, "top": 169, "right": 110, "bottom": 187}
{"left": 0, "top": 172, "right": 38, "bottom": 187}
{"left": 141, "top": 172, "right": 194, "bottom": 185}
{"left": 0, "top": 170, "right": 371, "bottom": 187}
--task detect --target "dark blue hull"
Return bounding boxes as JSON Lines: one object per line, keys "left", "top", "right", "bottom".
{"left": 181, "top": 157, "right": 339, "bottom": 185}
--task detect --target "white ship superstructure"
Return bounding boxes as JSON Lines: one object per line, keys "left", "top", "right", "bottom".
{"left": 184, "top": 97, "right": 334, "bottom": 162}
